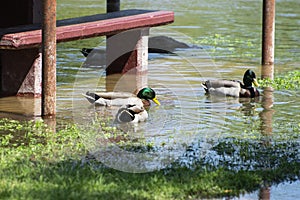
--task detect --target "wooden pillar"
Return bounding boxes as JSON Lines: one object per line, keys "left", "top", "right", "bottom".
{"left": 0, "top": 49, "right": 42, "bottom": 97}
{"left": 42, "top": 0, "right": 56, "bottom": 116}
{"left": 106, "top": 0, "right": 148, "bottom": 92}
{"left": 107, "top": 0, "right": 120, "bottom": 12}
{"left": 106, "top": 29, "right": 149, "bottom": 92}
{"left": 262, "top": 0, "right": 275, "bottom": 66}
{"left": 0, "top": 0, "right": 42, "bottom": 97}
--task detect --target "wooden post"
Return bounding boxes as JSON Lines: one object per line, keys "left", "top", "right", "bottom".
{"left": 107, "top": 0, "right": 120, "bottom": 12}
{"left": 42, "top": 0, "right": 56, "bottom": 116}
{"left": 105, "top": 0, "right": 149, "bottom": 92}
{"left": 106, "top": 29, "right": 149, "bottom": 92}
{"left": 262, "top": 0, "right": 275, "bottom": 66}
{"left": 0, "top": 0, "right": 42, "bottom": 98}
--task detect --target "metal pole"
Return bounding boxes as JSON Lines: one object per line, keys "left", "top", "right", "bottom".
{"left": 262, "top": 0, "right": 275, "bottom": 65}
{"left": 42, "top": 0, "right": 56, "bottom": 116}
{"left": 107, "top": 0, "right": 120, "bottom": 12}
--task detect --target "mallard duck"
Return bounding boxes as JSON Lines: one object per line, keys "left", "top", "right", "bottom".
{"left": 83, "top": 87, "right": 160, "bottom": 107}
{"left": 81, "top": 48, "right": 93, "bottom": 57}
{"left": 201, "top": 69, "right": 260, "bottom": 98}
{"left": 114, "top": 104, "right": 148, "bottom": 123}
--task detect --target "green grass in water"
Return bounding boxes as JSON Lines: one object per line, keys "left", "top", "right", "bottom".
{"left": 258, "top": 70, "right": 300, "bottom": 90}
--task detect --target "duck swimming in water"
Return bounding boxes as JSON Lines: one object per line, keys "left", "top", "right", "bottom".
{"left": 83, "top": 87, "right": 160, "bottom": 107}
{"left": 201, "top": 69, "right": 260, "bottom": 98}
{"left": 114, "top": 104, "right": 148, "bottom": 124}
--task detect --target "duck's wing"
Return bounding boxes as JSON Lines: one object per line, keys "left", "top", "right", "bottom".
{"left": 106, "top": 97, "right": 143, "bottom": 107}
{"left": 204, "top": 80, "right": 240, "bottom": 89}
{"left": 93, "top": 92, "right": 135, "bottom": 99}
{"left": 83, "top": 91, "right": 139, "bottom": 106}
{"left": 208, "top": 87, "right": 240, "bottom": 97}
{"left": 203, "top": 80, "right": 241, "bottom": 97}
{"left": 93, "top": 97, "right": 143, "bottom": 107}
{"left": 115, "top": 104, "right": 148, "bottom": 123}
{"left": 116, "top": 107, "right": 135, "bottom": 123}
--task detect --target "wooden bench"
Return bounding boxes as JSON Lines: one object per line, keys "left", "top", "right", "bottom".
{"left": 0, "top": 9, "right": 174, "bottom": 98}
{"left": 0, "top": 9, "right": 174, "bottom": 49}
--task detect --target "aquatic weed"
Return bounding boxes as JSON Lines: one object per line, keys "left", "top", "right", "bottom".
{"left": 259, "top": 70, "right": 300, "bottom": 90}
{"left": 194, "top": 34, "right": 258, "bottom": 59}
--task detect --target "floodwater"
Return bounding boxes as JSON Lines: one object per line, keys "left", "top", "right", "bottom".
{"left": 1, "top": 0, "right": 300, "bottom": 198}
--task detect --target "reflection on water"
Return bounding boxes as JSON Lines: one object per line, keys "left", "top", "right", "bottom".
{"left": 260, "top": 87, "right": 275, "bottom": 137}
{"left": 259, "top": 63, "right": 274, "bottom": 199}
{"left": 0, "top": 96, "right": 41, "bottom": 118}
{"left": 241, "top": 181, "right": 300, "bottom": 200}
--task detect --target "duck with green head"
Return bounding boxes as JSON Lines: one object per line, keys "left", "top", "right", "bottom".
{"left": 201, "top": 69, "right": 260, "bottom": 98}
{"left": 83, "top": 87, "right": 160, "bottom": 107}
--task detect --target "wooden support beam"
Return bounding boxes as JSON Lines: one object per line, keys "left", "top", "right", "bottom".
{"left": 42, "top": 0, "right": 56, "bottom": 116}
{"left": 0, "top": 10, "right": 174, "bottom": 50}
{"left": 106, "top": 28, "right": 149, "bottom": 92}
{"left": 262, "top": 0, "right": 275, "bottom": 66}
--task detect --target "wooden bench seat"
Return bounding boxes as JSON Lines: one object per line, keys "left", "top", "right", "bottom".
{"left": 0, "top": 9, "right": 174, "bottom": 50}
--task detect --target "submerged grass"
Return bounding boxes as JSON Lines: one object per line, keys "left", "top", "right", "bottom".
{"left": 194, "top": 34, "right": 259, "bottom": 60}
{"left": 258, "top": 70, "right": 300, "bottom": 90}
{"left": 0, "top": 118, "right": 300, "bottom": 199}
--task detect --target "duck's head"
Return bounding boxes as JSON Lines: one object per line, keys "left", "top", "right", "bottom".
{"left": 137, "top": 87, "right": 160, "bottom": 105}
{"left": 243, "top": 69, "right": 259, "bottom": 88}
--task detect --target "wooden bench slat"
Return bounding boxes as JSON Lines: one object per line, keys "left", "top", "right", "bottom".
{"left": 0, "top": 9, "right": 174, "bottom": 50}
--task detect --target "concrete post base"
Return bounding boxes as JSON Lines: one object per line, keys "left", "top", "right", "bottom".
{"left": 106, "top": 28, "right": 149, "bottom": 93}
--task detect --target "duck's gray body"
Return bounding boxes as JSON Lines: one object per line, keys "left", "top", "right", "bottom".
{"left": 202, "top": 80, "right": 241, "bottom": 97}
{"left": 83, "top": 92, "right": 144, "bottom": 107}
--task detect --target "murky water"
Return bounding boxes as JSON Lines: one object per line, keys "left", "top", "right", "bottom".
{"left": 1, "top": 0, "right": 300, "bottom": 198}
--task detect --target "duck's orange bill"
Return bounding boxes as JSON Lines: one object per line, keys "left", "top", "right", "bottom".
{"left": 152, "top": 97, "right": 161, "bottom": 105}
{"left": 253, "top": 78, "right": 259, "bottom": 87}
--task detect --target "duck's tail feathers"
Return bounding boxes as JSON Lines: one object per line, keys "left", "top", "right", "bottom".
{"left": 80, "top": 48, "right": 93, "bottom": 57}
{"left": 201, "top": 82, "right": 209, "bottom": 93}
{"left": 82, "top": 91, "right": 101, "bottom": 104}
